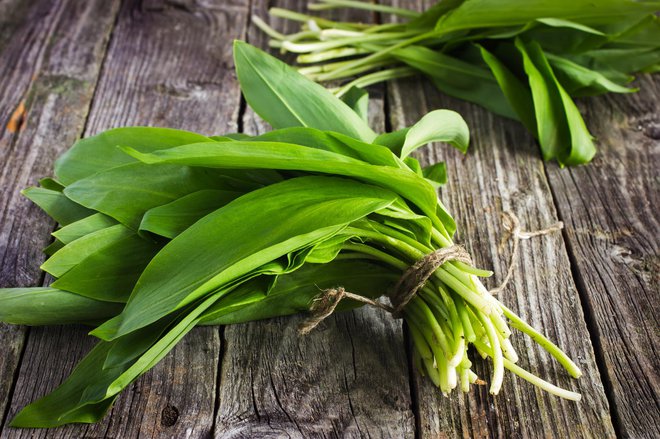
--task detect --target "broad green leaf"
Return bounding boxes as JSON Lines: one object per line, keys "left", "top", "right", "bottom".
{"left": 373, "top": 201, "right": 434, "bottom": 246}
{"left": 51, "top": 234, "right": 162, "bottom": 303}
{"left": 374, "top": 109, "right": 469, "bottom": 159}
{"left": 401, "top": 110, "right": 469, "bottom": 158}
{"left": 479, "top": 44, "right": 538, "bottom": 134}
{"left": 327, "top": 131, "right": 405, "bottom": 168}
{"left": 22, "top": 187, "right": 93, "bottom": 226}
{"left": 38, "top": 178, "right": 65, "bottom": 191}
{"left": 572, "top": 47, "right": 660, "bottom": 77}
{"left": 41, "top": 224, "right": 133, "bottom": 278}
{"left": 407, "top": 0, "right": 465, "bottom": 30}
{"left": 43, "top": 239, "right": 64, "bottom": 256}
{"left": 120, "top": 140, "right": 453, "bottom": 237}
{"left": 55, "top": 127, "right": 212, "bottom": 185}
{"left": 423, "top": 162, "right": 448, "bottom": 188}
{"left": 435, "top": 0, "right": 660, "bottom": 34}
{"left": 250, "top": 127, "right": 376, "bottom": 163}
{"left": 52, "top": 213, "right": 117, "bottom": 244}
{"left": 63, "top": 163, "right": 247, "bottom": 229}
{"left": 233, "top": 40, "right": 377, "bottom": 142}
{"left": 339, "top": 86, "right": 370, "bottom": 122}
{"left": 10, "top": 308, "right": 182, "bottom": 427}
{"left": 140, "top": 189, "right": 243, "bottom": 239}
{"left": 391, "top": 45, "right": 517, "bottom": 119}
{"left": 304, "top": 235, "right": 354, "bottom": 264}
{"left": 516, "top": 38, "right": 596, "bottom": 165}
{"left": 403, "top": 157, "right": 424, "bottom": 176}
{"left": 0, "top": 288, "right": 123, "bottom": 326}
{"left": 91, "top": 176, "right": 398, "bottom": 340}
{"left": 547, "top": 53, "right": 636, "bottom": 96}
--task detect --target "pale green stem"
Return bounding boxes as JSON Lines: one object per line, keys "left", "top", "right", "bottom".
{"left": 309, "top": 0, "right": 421, "bottom": 19}
{"left": 316, "top": 30, "right": 436, "bottom": 81}
{"left": 473, "top": 340, "right": 582, "bottom": 401}
{"left": 298, "top": 47, "right": 371, "bottom": 64}
{"left": 501, "top": 304, "right": 583, "bottom": 378}
{"left": 334, "top": 67, "right": 416, "bottom": 97}
{"left": 476, "top": 309, "right": 504, "bottom": 395}
{"left": 251, "top": 15, "right": 286, "bottom": 40}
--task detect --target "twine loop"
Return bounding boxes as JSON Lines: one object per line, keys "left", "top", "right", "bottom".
{"left": 489, "top": 211, "right": 563, "bottom": 295}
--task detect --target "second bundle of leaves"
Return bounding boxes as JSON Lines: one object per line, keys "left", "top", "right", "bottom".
{"left": 258, "top": 0, "right": 660, "bottom": 165}
{"left": 1, "top": 42, "right": 581, "bottom": 428}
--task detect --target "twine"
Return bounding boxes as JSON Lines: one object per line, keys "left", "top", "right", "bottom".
{"left": 298, "top": 211, "right": 563, "bottom": 334}
{"left": 489, "top": 211, "right": 563, "bottom": 295}
{"left": 298, "top": 245, "right": 470, "bottom": 334}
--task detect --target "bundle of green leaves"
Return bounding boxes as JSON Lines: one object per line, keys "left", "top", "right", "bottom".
{"left": 1, "top": 41, "right": 581, "bottom": 428}
{"left": 257, "top": 0, "right": 660, "bottom": 165}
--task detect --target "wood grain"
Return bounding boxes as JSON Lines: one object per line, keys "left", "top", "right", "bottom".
{"left": 545, "top": 75, "right": 660, "bottom": 438}
{"left": 214, "top": 2, "right": 415, "bottom": 437}
{"left": 0, "top": 0, "right": 121, "bottom": 430}
{"left": 2, "top": 0, "right": 250, "bottom": 437}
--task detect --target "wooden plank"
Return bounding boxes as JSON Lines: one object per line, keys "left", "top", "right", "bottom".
{"left": 0, "top": 0, "right": 121, "bottom": 429}
{"left": 545, "top": 75, "right": 660, "bottom": 438}
{"left": 2, "top": 0, "right": 250, "bottom": 436}
{"left": 387, "top": 76, "right": 617, "bottom": 439}
{"left": 214, "top": 1, "right": 415, "bottom": 437}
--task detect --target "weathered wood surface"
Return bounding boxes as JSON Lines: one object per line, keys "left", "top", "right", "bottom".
{"left": 545, "top": 75, "right": 660, "bottom": 438}
{"left": 0, "top": 0, "right": 121, "bottom": 430}
{"left": 0, "top": 0, "right": 657, "bottom": 438}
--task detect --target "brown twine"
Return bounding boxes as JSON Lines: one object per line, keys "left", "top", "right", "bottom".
{"left": 298, "top": 211, "right": 563, "bottom": 334}
{"left": 298, "top": 245, "right": 470, "bottom": 334}
{"left": 489, "top": 211, "right": 563, "bottom": 295}
{"left": 389, "top": 245, "right": 472, "bottom": 317}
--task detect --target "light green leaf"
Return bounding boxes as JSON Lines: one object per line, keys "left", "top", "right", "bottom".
{"left": 63, "top": 163, "right": 249, "bottom": 229}
{"left": 140, "top": 189, "right": 243, "bottom": 239}
{"left": 51, "top": 234, "right": 161, "bottom": 303}
{"left": 233, "top": 40, "right": 377, "bottom": 142}
{"left": 55, "top": 127, "right": 212, "bottom": 185}
{"left": 41, "top": 224, "right": 133, "bottom": 278}
{"left": 547, "top": 53, "right": 637, "bottom": 96}
{"left": 516, "top": 38, "right": 596, "bottom": 165}
{"left": 423, "top": 162, "right": 448, "bottom": 188}
{"left": 22, "top": 187, "right": 93, "bottom": 226}
{"left": 201, "top": 259, "right": 397, "bottom": 324}
{"left": 479, "top": 44, "right": 538, "bottom": 134}
{"left": 0, "top": 288, "right": 123, "bottom": 326}
{"left": 52, "top": 213, "right": 117, "bottom": 244}
{"left": 120, "top": 140, "right": 451, "bottom": 236}
{"left": 401, "top": 110, "right": 469, "bottom": 158}
{"left": 435, "top": 0, "right": 660, "bottom": 34}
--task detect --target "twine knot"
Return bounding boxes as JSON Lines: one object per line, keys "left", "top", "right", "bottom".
{"left": 298, "top": 245, "right": 469, "bottom": 334}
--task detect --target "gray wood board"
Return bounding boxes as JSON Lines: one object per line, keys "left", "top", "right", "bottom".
{"left": 1, "top": 0, "right": 250, "bottom": 437}
{"left": 545, "top": 75, "right": 660, "bottom": 438}
{"left": 0, "top": 0, "right": 121, "bottom": 430}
